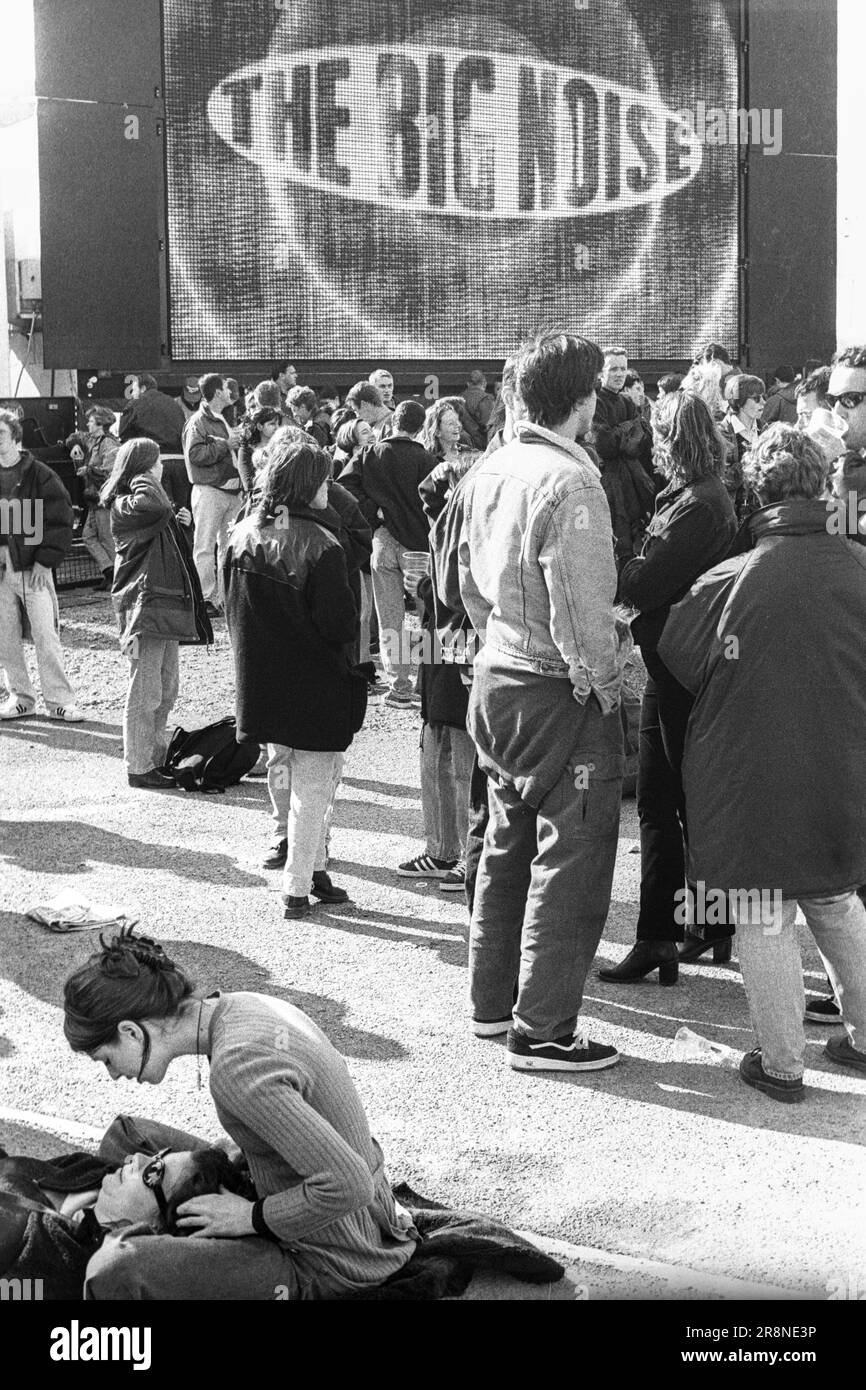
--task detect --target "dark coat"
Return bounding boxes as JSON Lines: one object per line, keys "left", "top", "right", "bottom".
{"left": 591, "top": 387, "right": 656, "bottom": 577}
{"left": 1, "top": 451, "right": 73, "bottom": 571}
{"left": 658, "top": 501, "right": 866, "bottom": 898}
{"left": 119, "top": 389, "right": 186, "bottom": 452}
{"left": 417, "top": 575, "right": 469, "bottom": 728}
{"left": 762, "top": 383, "right": 798, "bottom": 426}
{"left": 224, "top": 505, "right": 367, "bottom": 750}
{"left": 339, "top": 437, "right": 435, "bottom": 552}
{"left": 109, "top": 475, "right": 212, "bottom": 647}
{"left": 619, "top": 473, "right": 737, "bottom": 654}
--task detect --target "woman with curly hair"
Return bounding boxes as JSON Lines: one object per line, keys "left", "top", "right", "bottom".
{"left": 62, "top": 929, "right": 417, "bottom": 1299}
{"left": 421, "top": 397, "right": 473, "bottom": 465}
{"left": 598, "top": 391, "right": 737, "bottom": 985}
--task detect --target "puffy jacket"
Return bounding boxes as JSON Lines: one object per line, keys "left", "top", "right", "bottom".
{"left": 0, "top": 451, "right": 73, "bottom": 571}
{"left": 224, "top": 506, "right": 367, "bottom": 750}
{"left": 109, "top": 475, "right": 212, "bottom": 648}
{"left": 456, "top": 420, "right": 622, "bottom": 714}
{"left": 119, "top": 389, "right": 186, "bottom": 452}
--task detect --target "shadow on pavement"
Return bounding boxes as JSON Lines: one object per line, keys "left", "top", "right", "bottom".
{"left": 0, "top": 820, "right": 264, "bottom": 886}
{"left": 0, "top": 719, "right": 123, "bottom": 757}
{"left": 318, "top": 903, "right": 468, "bottom": 968}
{"left": 0, "top": 918, "right": 408, "bottom": 1062}
{"left": 342, "top": 776, "right": 421, "bottom": 801}
{"left": 332, "top": 799, "right": 424, "bottom": 837}
{"left": 334, "top": 858, "right": 457, "bottom": 901}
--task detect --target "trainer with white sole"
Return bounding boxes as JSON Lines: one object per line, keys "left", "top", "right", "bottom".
{"left": 0, "top": 408, "right": 84, "bottom": 723}
{"left": 453, "top": 332, "right": 629, "bottom": 1074}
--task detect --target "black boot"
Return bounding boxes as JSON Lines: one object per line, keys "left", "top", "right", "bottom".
{"left": 678, "top": 933, "right": 733, "bottom": 964}
{"left": 598, "top": 941, "right": 679, "bottom": 985}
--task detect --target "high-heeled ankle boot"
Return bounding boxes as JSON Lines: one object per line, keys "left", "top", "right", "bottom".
{"left": 678, "top": 933, "right": 733, "bottom": 964}
{"left": 597, "top": 941, "right": 679, "bottom": 985}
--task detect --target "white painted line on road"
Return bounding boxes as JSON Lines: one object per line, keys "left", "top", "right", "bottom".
{"left": 519, "top": 1230, "right": 811, "bottom": 1301}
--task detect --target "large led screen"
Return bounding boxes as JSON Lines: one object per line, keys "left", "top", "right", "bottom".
{"left": 163, "top": 0, "right": 740, "bottom": 360}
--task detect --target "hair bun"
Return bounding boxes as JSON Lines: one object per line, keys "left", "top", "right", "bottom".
{"left": 97, "top": 927, "right": 175, "bottom": 979}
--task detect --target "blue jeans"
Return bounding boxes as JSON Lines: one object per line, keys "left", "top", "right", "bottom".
{"left": 420, "top": 722, "right": 474, "bottom": 861}
{"left": 470, "top": 759, "right": 622, "bottom": 1039}
{"left": 734, "top": 891, "right": 866, "bottom": 1080}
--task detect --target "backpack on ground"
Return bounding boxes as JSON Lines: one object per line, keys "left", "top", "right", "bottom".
{"left": 163, "top": 717, "right": 259, "bottom": 793}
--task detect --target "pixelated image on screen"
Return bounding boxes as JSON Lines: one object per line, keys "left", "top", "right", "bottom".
{"left": 163, "top": 0, "right": 739, "bottom": 361}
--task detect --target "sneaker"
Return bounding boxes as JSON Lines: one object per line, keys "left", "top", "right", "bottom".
{"left": 0, "top": 696, "right": 35, "bottom": 720}
{"left": 825, "top": 1035, "right": 866, "bottom": 1074}
{"left": 471, "top": 1017, "right": 512, "bottom": 1037}
{"left": 738, "top": 1049, "right": 805, "bottom": 1103}
{"left": 48, "top": 704, "right": 85, "bottom": 723}
{"left": 440, "top": 862, "right": 466, "bottom": 892}
{"left": 385, "top": 690, "right": 419, "bottom": 709}
{"left": 507, "top": 1026, "right": 620, "bottom": 1073}
{"left": 396, "top": 854, "right": 457, "bottom": 879}
{"left": 261, "top": 838, "right": 288, "bottom": 869}
{"left": 805, "top": 996, "right": 842, "bottom": 1024}
{"left": 310, "top": 871, "right": 349, "bottom": 904}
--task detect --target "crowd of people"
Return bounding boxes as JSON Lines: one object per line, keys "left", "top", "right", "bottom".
{"left": 2, "top": 331, "right": 866, "bottom": 1298}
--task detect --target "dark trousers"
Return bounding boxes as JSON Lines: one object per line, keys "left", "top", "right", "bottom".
{"left": 465, "top": 753, "right": 489, "bottom": 914}
{"left": 635, "top": 649, "right": 730, "bottom": 943}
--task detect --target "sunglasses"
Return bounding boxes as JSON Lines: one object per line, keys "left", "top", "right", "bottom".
{"left": 141, "top": 1147, "right": 172, "bottom": 1221}
{"left": 828, "top": 391, "right": 866, "bottom": 410}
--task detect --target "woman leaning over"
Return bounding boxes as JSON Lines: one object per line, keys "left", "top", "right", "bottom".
{"left": 102, "top": 438, "right": 211, "bottom": 790}
{"left": 598, "top": 391, "right": 737, "bottom": 985}
{"left": 63, "top": 930, "right": 417, "bottom": 1299}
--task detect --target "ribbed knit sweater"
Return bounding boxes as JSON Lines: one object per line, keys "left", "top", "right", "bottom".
{"left": 207, "top": 992, "right": 416, "bottom": 1297}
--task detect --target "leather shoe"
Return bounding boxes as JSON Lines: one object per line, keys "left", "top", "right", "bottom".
{"left": 261, "top": 838, "right": 288, "bottom": 869}
{"left": 283, "top": 896, "right": 311, "bottom": 920}
{"left": 678, "top": 932, "right": 733, "bottom": 964}
{"left": 598, "top": 940, "right": 679, "bottom": 985}
{"left": 310, "top": 871, "right": 349, "bottom": 903}
{"left": 128, "top": 768, "right": 176, "bottom": 789}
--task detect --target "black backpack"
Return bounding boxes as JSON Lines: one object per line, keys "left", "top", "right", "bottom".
{"left": 163, "top": 717, "right": 260, "bottom": 793}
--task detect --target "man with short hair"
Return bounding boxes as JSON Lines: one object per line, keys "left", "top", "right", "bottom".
{"left": 345, "top": 380, "right": 391, "bottom": 436}
{"left": 456, "top": 331, "right": 627, "bottom": 1073}
{"left": 795, "top": 366, "right": 832, "bottom": 428}
{"left": 183, "top": 374, "right": 245, "bottom": 616}
{"left": 271, "top": 363, "right": 298, "bottom": 398}
{"left": 0, "top": 408, "right": 83, "bottom": 721}
{"left": 461, "top": 369, "right": 495, "bottom": 450}
{"left": 762, "top": 363, "right": 798, "bottom": 426}
{"left": 119, "top": 374, "right": 186, "bottom": 453}
{"left": 828, "top": 345, "right": 866, "bottom": 545}
{"left": 368, "top": 368, "right": 395, "bottom": 410}
{"left": 286, "top": 386, "right": 330, "bottom": 448}
{"left": 591, "top": 346, "right": 655, "bottom": 580}
{"left": 339, "top": 399, "right": 434, "bottom": 707}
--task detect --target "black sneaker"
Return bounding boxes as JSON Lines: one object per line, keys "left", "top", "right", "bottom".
{"left": 738, "top": 1049, "right": 805, "bottom": 1103}
{"left": 261, "top": 838, "right": 287, "bottom": 869}
{"left": 805, "top": 996, "right": 842, "bottom": 1024}
{"left": 825, "top": 1035, "right": 866, "bottom": 1074}
{"left": 439, "top": 862, "right": 466, "bottom": 892}
{"left": 128, "top": 768, "right": 176, "bottom": 789}
{"left": 507, "top": 1026, "right": 620, "bottom": 1073}
{"left": 396, "top": 854, "right": 457, "bottom": 879}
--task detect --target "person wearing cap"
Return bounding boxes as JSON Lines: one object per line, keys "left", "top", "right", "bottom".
{"left": 119, "top": 375, "right": 186, "bottom": 455}
{"left": 827, "top": 345, "right": 866, "bottom": 546}
{"left": 461, "top": 370, "right": 495, "bottom": 451}
{"left": 719, "top": 374, "right": 766, "bottom": 522}
{"left": 77, "top": 406, "right": 119, "bottom": 591}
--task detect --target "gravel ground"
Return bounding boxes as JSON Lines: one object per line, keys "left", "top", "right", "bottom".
{"left": 1, "top": 590, "right": 864, "bottom": 1301}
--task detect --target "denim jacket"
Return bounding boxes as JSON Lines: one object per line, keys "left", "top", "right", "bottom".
{"left": 457, "top": 421, "right": 622, "bottom": 714}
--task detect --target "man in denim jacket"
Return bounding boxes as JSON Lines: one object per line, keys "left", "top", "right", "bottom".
{"left": 456, "top": 332, "right": 627, "bottom": 1073}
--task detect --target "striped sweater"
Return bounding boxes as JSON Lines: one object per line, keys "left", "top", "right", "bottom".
{"left": 207, "top": 992, "right": 416, "bottom": 1297}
